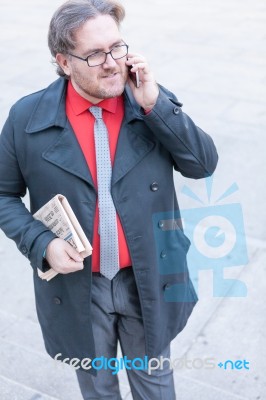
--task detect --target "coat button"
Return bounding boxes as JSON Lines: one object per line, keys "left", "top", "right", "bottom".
{"left": 173, "top": 106, "right": 180, "bottom": 115}
{"left": 150, "top": 182, "right": 159, "bottom": 192}
{"left": 164, "top": 283, "right": 171, "bottom": 290}
{"left": 53, "top": 297, "right": 62, "bottom": 305}
{"left": 158, "top": 220, "right": 164, "bottom": 229}
{"left": 21, "top": 246, "right": 28, "bottom": 255}
{"left": 160, "top": 250, "right": 167, "bottom": 259}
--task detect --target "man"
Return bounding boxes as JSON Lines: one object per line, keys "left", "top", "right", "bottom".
{"left": 0, "top": 0, "right": 218, "bottom": 399}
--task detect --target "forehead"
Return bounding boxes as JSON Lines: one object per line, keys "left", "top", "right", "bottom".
{"left": 74, "top": 15, "right": 121, "bottom": 52}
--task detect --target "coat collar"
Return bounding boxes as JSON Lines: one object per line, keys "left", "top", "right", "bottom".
{"left": 25, "top": 78, "right": 142, "bottom": 133}
{"left": 25, "top": 78, "right": 154, "bottom": 188}
{"left": 25, "top": 78, "right": 68, "bottom": 133}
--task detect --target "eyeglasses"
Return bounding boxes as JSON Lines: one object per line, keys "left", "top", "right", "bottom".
{"left": 68, "top": 43, "right": 129, "bottom": 67}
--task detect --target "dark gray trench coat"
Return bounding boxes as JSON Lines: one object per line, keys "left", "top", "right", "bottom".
{"left": 0, "top": 78, "right": 218, "bottom": 373}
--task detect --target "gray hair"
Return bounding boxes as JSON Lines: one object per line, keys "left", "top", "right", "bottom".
{"left": 48, "top": 0, "right": 125, "bottom": 78}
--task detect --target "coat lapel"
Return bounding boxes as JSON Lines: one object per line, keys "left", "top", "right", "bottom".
{"left": 112, "top": 86, "right": 155, "bottom": 186}
{"left": 25, "top": 78, "right": 95, "bottom": 188}
{"left": 42, "top": 121, "right": 94, "bottom": 187}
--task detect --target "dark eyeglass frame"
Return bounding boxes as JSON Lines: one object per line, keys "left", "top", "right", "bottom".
{"left": 68, "top": 43, "right": 129, "bottom": 67}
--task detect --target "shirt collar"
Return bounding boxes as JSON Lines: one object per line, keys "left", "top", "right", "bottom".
{"left": 67, "top": 80, "right": 119, "bottom": 115}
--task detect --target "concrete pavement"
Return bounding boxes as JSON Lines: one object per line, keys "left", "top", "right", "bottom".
{"left": 0, "top": 0, "right": 265, "bottom": 399}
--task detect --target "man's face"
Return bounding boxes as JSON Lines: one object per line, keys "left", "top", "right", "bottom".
{"left": 58, "top": 15, "right": 128, "bottom": 103}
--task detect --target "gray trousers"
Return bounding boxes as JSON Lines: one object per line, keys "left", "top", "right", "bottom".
{"left": 76, "top": 267, "right": 176, "bottom": 400}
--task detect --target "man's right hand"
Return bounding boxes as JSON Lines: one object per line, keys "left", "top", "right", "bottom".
{"left": 45, "top": 238, "right": 84, "bottom": 274}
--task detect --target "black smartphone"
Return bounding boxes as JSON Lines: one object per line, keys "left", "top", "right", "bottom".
{"left": 128, "top": 65, "right": 140, "bottom": 88}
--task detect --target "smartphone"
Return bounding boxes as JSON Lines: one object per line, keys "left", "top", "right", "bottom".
{"left": 128, "top": 65, "right": 140, "bottom": 88}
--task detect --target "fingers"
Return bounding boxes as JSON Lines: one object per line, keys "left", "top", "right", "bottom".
{"left": 126, "top": 54, "right": 150, "bottom": 75}
{"left": 127, "top": 52, "right": 146, "bottom": 63}
{"left": 45, "top": 238, "right": 84, "bottom": 274}
{"left": 126, "top": 51, "right": 159, "bottom": 111}
{"left": 65, "top": 242, "right": 84, "bottom": 262}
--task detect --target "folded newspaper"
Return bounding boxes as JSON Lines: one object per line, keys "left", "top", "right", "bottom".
{"left": 33, "top": 194, "right": 92, "bottom": 281}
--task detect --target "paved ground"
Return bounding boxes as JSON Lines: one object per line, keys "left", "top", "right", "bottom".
{"left": 0, "top": 0, "right": 265, "bottom": 399}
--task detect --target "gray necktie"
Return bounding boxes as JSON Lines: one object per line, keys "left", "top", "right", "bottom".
{"left": 90, "top": 106, "right": 119, "bottom": 280}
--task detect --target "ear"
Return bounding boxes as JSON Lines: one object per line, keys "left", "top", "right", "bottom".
{"left": 56, "top": 53, "right": 71, "bottom": 76}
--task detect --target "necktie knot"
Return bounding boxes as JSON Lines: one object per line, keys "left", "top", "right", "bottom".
{"left": 90, "top": 106, "right": 102, "bottom": 120}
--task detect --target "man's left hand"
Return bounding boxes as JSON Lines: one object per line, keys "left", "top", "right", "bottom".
{"left": 126, "top": 53, "right": 159, "bottom": 112}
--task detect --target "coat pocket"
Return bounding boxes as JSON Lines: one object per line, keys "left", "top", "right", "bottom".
{"left": 153, "top": 212, "right": 191, "bottom": 276}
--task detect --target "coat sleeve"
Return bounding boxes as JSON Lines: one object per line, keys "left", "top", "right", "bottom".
{"left": 0, "top": 107, "right": 56, "bottom": 270}
{"left": 142, "top": 87, "right": 218, "bottom": 178}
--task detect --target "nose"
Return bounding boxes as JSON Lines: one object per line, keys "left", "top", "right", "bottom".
{"left": 103, "top": 52, "right": 117, "bottom": 68}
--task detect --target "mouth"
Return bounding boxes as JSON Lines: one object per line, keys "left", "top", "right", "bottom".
{"left": 102, "top": 72, "right": 119, "bottom": 79}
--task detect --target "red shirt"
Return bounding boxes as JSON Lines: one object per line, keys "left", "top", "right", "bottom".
{"left": 66, "top": 81, "right": 132, "bottom": 272}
